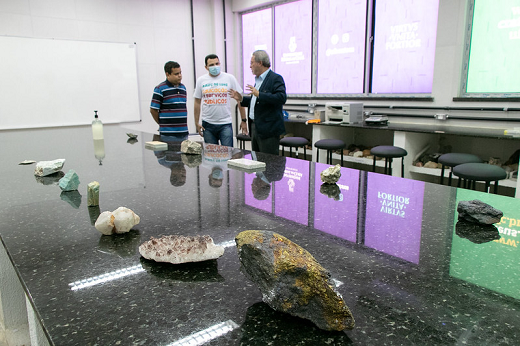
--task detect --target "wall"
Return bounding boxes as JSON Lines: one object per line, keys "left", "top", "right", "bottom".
{"left": 0, "top": 0, "right": 196, "bottom": 133}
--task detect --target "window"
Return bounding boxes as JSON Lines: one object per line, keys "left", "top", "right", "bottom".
{"left": 462, "top": 0, "right": 520, "bottom": 96}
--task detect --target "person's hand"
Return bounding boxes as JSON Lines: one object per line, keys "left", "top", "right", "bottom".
{"left": 246, "top": 84, "right": 259, "bottom": 97}
{"left": 229, "top": 89, "right": 243, "bottom": 102}
{"left": 196, "top": 123, "right": 204, "bottom": 137}
{"left": 240, "top": 121, "right": 248, "bottom": 135}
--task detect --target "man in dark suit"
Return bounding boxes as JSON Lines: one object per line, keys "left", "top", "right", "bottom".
{"left": 230, "top": 50, "right": 287, "bottom": 155}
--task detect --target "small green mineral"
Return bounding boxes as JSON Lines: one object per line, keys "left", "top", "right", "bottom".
{"left": 87, "top": 181, "right": 100, "bottom": 206}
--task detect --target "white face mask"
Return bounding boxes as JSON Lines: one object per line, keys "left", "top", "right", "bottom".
{"left": 209, "top": 65, "right": 221, "bottom": 76}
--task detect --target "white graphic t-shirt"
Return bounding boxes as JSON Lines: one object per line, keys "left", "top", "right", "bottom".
{"left": 193, "top": 72, "right": 243, "bottom": 124}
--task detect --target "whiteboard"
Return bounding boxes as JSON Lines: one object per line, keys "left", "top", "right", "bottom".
{"left": 0, "top": 36, "right": 140, "bottom": 130}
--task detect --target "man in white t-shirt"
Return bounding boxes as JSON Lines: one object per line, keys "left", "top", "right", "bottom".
{"left": 194, "top": 54, "right": 247, "bottom": 147}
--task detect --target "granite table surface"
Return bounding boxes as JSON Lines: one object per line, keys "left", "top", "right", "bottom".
{"left": 0, "top": 125, "right": 519, "bottom": 345}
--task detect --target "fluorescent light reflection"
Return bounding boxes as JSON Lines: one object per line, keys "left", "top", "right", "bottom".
{"left": 216, "top": 240, "right": 236, "bottom": 248}
{"left": 69, "top": 264, "right": 145, "bottom": 291}
{"left": 167, "top": 320, "right": 239, "bottom": 346}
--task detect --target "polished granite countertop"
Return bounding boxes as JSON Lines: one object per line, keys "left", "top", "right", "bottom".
{"left": 1, "top": 125, "right": 519, "bottom": 345}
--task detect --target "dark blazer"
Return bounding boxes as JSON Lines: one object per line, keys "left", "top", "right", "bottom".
{"left": 241, "top": 70, "right": 287, "bottom": 139}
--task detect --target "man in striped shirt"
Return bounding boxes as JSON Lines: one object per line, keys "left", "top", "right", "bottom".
{"left": 150, "top": 61, "right": 189, "bottom": 140}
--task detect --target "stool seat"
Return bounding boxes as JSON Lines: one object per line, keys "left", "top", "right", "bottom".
{"left": 370, "top": 145, "right": 407, "bottom": 177}
{"left": 453, "top": 163, "right": 507, "bottom": 193}
{"left": 315, "top": 139, "right": 345, "bottom": 166}
{"left": 280, "top": 137, "right": 309, "bottom": 159}
{"left": 371, "top": 145, "right": 407, "bottom": 158}
{"left": 438, "top": 153, "right": 483, "bottom": 186}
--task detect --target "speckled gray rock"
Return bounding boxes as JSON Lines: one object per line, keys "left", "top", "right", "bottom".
{"left": 320, "top": 164, "right": 341, "bottom": 184}
{"left": 235, "top": 230, "right": 355, "bottom": 331}
{"left": 457, "top": 200, "right": 503, "bottom": 224}
{"left": 139, "top": 235, "right": 224, "bottom": 264}
{"left": 34, "top": 159, "right": 65, "bottom": 177}
{"left": 181, "top": 140, "right": 202, "bottom": 154}
{"left": 59, "top": 169, "right": 80, "bottom": 191}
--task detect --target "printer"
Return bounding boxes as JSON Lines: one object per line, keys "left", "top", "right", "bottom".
{"left": 325, "top": 102, "right": 363, "bottom": 124}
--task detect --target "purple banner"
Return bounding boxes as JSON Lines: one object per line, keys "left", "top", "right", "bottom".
{"left": 317, "top": 0, "right": 367, "bottom": 94}
{"left": 372, "top": 0, "right": 439, "bottom": 93}
{"left": 364, "top": 173, "right": 425, "bottom": 264}
{"left": 242, "top": 8, "right": 273, "bottom": 88}
{"left": 314, "top": 164, "right": 359, "bottom": 242}
{"left": 275, "top": 157, "right": 310, "bottom": 225}
{"left": 274, "top": 0, "right": 312, "bottom": 94}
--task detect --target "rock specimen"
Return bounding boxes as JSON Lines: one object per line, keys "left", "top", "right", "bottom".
{"left": 34, "top": 159, "right": 65, "bottom": 177}
{"left": 87, "top": 181, "right": 100, "bottom": 206}
{"left": 235, "top": 230, "right": 355, "bottom": 331}
{"left": 457, "top": 200, "right": 503, "bottom": 224}
{"left": 181, "top": 140, "right": 202, "bottom": 154}
{"left": 139, "top": 235, "right": 224, "bottom": 264}
{"left": 94, "top": 207, "right": 140, "bottom": 235}
{"left": 59, "top": 169, "right": 80, "bottom": 191}
{"left": 320, "top": 164, "right": 341, "bottom": 184}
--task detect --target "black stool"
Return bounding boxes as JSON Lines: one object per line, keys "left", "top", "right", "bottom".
{"left": 438, "top": 153, "right": 483, "bottom": 186}
{"left": 236, "top": 133, "right": 251, "bottom": 150}
{"left": 279, "top": 137, "right": 309, "bottom": 159}
{"left": 371, "top": 145, "right": 407, "bottom": 178}
{"left": 452, "top": 163, "right": 507, "bottom": 193}
{"left": 314, "top": 139, "right": 345, "bottom": 166}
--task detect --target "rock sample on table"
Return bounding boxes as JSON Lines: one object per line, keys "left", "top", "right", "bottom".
{"left": 34, "top": 159, "right": 66, "bottom": 177}
{"left": 235, "top": 230, "right": 355, "bottom": 331}
{"left": 94, "top": 207, "right": 140, "bottom": 235}
{"left": 59, "top": 169, "right": 80, "bottom": 191}
{"left": 457, "top": 200, "right": 503, "bottom": 224}
{"left": 320, "top": 164, "right": 341, "bottom": 184}
{"left": 87, "top": 181, "right": 100, "bottom": 206}
{"left": 456, "top": 200, "right": 502, "bottom": 244}
{"left": 139, "top": 235, "right": 224, "bottom": 264}
{"left": 181, "top": 140, "right": 202, "bottom": 154}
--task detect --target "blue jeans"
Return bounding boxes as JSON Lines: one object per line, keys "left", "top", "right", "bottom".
{"left": 202, "top": 121, "right": 233, "bottom": 147}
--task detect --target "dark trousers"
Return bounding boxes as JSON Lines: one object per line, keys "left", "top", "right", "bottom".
{"left": 249, "top": 120, "right": 280, "bottom": 156}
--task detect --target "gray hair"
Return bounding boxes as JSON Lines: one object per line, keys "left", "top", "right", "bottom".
{"left": 252, "top": 50, "right": 271, "bottom": 68}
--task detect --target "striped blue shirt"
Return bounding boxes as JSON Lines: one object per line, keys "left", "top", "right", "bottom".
{"left": 151, "top": 81, "right": 188, "bottom": 136}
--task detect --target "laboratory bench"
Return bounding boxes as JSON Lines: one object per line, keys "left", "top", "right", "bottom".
{"left": 1, "top": 125, "right": 520, "bottom": 345}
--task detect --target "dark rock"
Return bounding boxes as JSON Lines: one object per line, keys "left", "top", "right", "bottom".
{"left": 455, "top": 220, "right": 501, "bottom": 244}
{"left": 235, "top": 230, "right": 355, "bottom": 331}
{"left": 457, "top": 200, "right": 503, "bottom": 224}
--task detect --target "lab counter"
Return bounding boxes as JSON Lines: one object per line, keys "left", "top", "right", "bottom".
{"left": 1, "top": 125, "right": 519, "bottom": 345}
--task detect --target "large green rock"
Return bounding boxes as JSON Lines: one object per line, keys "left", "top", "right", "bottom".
{"left": 235, "top": 230, "right": 355, "bottom": 331}
{"left": 58, "top": 169, "right": 80, "bottom": 191}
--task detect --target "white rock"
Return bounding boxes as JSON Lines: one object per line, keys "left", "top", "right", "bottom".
{"left": 34, "top": 159, "right": 66, "bottom": 177}
{"left": 139, "top": 235, "right": 224, "bottom": 264}
{"left": 95, "top": 211, "right": 115, "bottom": 235}
{"left": 113, "top": 207, "right": 140, "bottom": 234}
{"left": 94, "top": 207, "right": 140, "bottom": 235}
